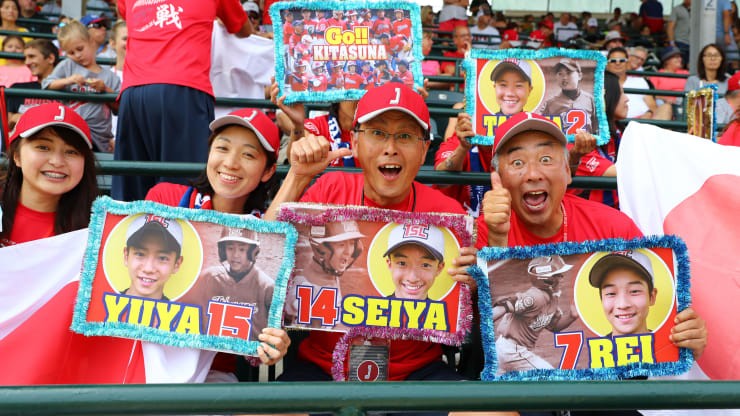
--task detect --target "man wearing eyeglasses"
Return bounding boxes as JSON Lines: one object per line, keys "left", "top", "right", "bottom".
{"left": 265, "top": 82, "right": 478, "bottom": 384}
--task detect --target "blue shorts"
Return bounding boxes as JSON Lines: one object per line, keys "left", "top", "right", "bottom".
{"left": 112, "top": 84, "right": 214, "bottom": 201}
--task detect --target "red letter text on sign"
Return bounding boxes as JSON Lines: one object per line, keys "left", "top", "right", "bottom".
{"left": 295, "top": 285, "right": 340, "bottom": 326}
{"left": 554, "top": 331, "right": 584, "bottom": 369}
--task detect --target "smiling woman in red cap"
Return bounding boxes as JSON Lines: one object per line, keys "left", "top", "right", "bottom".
{"left": 145, "top": 108, "right": 280, "bottom": 216}
{"left": 145, "top": 108, "right": 290, "bottom": 367}
{"left": 0, "top": 103, "right": 98, "bottom": 246}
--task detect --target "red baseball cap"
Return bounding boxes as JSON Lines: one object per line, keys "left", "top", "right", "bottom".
{"left": 209, "top": 109, "right": 280, "bottom": 158}
{"left": 728, "top": 72, "right": 740, "bottom": 94}
{"left": 9, "top": 103, "right": 92, "bottom": 148}
{"left": 353, "top": 82, "right": 430, "bottom": 135}
{"left": 493, "top": 112, "right": 566, "bottom": 154}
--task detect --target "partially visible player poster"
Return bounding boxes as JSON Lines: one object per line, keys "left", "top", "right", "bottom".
{"left": 277, "top": 203, "right": 474, "bottom": 344}
{"left": 71, "top": 197, "right": 297, "bottom": 357}
{"left": 686, "top": 86, "right": 717, "bottom": 142}
{"left": 463, "top": 48, "right": 609, "bottom": 146}
{"left": 471, "top": 236, "right": 693, "bottom": 380}
{"left": 270, "top": 0, "right": 423, "bottom": 104}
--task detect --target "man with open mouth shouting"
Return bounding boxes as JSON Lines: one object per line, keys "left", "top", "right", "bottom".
{"left": 476, "top": 112, "right": 707, "bottom": 415}
{"left": 267, "top": 82, "right": 477, "bottom": 388}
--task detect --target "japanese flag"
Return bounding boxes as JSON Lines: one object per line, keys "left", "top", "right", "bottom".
{"left": 0, "top": 230, "right": 214, "bottom": 385}
{"left": 617, "top": 122, "right": 740, "bottom": 382}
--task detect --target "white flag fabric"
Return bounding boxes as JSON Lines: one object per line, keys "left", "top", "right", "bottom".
{"left": 618, "top": 122, "right": 740, "bottom": 382}
{"left": 0, "top": 230, "right": 213, "bottom": 384}
{"left": 211, "top": 22, "right": 276, "bottom": 119}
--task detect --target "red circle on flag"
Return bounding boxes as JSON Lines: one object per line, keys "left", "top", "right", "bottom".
{"left": 356, "top": 360, "right": 380, "bottom": 381}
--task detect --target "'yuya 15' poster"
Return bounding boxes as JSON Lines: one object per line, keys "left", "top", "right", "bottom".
{"left": 464, "top": 48, "right": 609, "bottom": 146}
{"left": 270, "top": 0, "right": 424, "bottom": 104}
{"left": 71, "top": 197, "right": 296, "bottom": 357}
{"left": 472, "top": 236, "right": 693, "bottom": 380}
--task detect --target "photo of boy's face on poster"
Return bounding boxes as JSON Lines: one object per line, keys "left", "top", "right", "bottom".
{"left": 484, "top": 248, "right": 680, "bottom": 378}
{"left": 80, "top": 207, "right": 292, "bottom": 355}
{"left": 467, "top": 50, "right": 608, "bottom": 146}
{"left": 274, "top": 4, "right": 421, "bottom": 100}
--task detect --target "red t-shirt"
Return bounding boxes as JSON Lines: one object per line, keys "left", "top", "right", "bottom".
{"left": 392, "top": 18, "right": 412, "bottom": 38}
{"left": 262, "top": 0, "right": 278, "bottom": 26}
{"left": 441, "top": 50, "right": 464, "bottom": 74}
{"left": 568, "top": 148, "right": 618, "bottom": 207}
{"left": 297, "top": 172, "right": 465, "bottom": 381}
{"left": 433, "top": 134, "right": 493, "bottom": 215}
{"left": 649, "top": 69, "right": 689, "bottom": 104}
{"left": 343, "top": 72, "right": 364, "bottom": 89}
{"left": 118, "top": 0, "right": 247, "bottom": 97}
{"left": 475, "top": 193, "right": 643, "bottom": 248}
{"left": 719, "top": 121, "right": 740, "bottom": 146}
{"left": 290, "top": 72, "right": 308, "bottom": 91}
{"left": 326, "top": 18, "right": 347, "bottom": 31}
{"left": 396, "top": 70, "right": 414, "bottom": 87}
{"left": 372, "top": 17, "right": 391, "bottom": 36}
{"left": 309, "top": 73, "right": 329, "bottom": 91}
{"left": 4, "top": 203, "right": 56, "bottom": 246}
{"left": 389, "top": 35, "right": 407, "bottom": 54}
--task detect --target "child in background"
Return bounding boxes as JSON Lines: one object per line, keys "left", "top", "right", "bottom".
{"left": 43, "top": 20, "right": 120, "bottom": 153}
{"left": 0, "top": 103, "right": 98, "bottom": 246}
{"left": 0, "top": 35, "right": 33, "bottom": 87}
{"left": 109, "top": 20, "right": 126, "bottom": 81}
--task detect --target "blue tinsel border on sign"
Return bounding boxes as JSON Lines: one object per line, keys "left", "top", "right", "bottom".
{"left": 277, "top": 202, "right": 475, "bottom": 381}
{"left": 469, "top": 235, "right": 693, "bottom": 381}
{"left": 462, "top": 47, "right": 610, "bottom": 146}
{"left": 70, "top": 196, "right": 298, "bottom": 357}
{"left": 270, "top": 0, "right": 424, "bottom": 104}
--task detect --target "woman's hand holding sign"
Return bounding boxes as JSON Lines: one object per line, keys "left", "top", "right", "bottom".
{"left": 256, "top": 327, "right": 291, "bottom": 365}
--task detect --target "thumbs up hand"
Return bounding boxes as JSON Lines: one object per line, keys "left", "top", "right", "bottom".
{"left": 481, "top": 170, "right": 511, "bottom": 247}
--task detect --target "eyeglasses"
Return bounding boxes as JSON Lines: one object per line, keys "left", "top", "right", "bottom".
{"left": 629, "top": 54, "right": 646, "bottom": 62}
{"left": 87, "top": 22, "right": 106, "bottom": 29}
{"left": 703, "top": 53, "right": 722, "bottom": 59}
{"left": 355, "top": 128, "right": 424, "bottom": 147}
{"left": 608, "top": 58, "right": 628, "bottom": 64}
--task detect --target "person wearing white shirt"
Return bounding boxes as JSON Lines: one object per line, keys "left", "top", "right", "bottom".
{"left": 470, "top": 9, "right": 499, "bottom": 49}
{"left": 553, "top": 13, "right": 579, "bottom": 43}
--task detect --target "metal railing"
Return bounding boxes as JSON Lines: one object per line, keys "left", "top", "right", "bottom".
{"left": 92, "top": 162, "right": 618, "bottom": 189}
{"left": 1, "top": 381, "right": 740, "bottom": 415}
